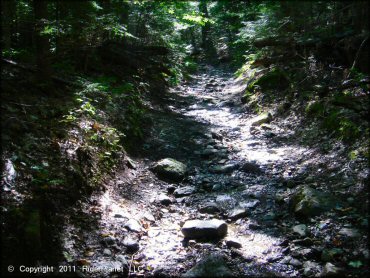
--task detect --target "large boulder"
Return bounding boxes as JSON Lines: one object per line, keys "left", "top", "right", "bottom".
{"left": 182, "top": 254, "right": 233, "bottom": 277}
{"left": 181, "top": 219, "right": 227, "bottom": 239}
{"left": 291, "top": 186, "right": 338, "bottom": 218}
{"left": 152, "top": 158, "right": 187, "bottom": 182}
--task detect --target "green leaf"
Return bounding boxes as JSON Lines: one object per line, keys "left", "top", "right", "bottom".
{"left": 348, "top": 261, "right": 363, "bottom": 268}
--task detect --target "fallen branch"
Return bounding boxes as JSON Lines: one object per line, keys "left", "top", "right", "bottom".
{"left": 1, "top": 58, "right": 81, "bottom": 87}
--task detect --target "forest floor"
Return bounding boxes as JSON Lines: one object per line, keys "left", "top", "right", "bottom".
{"left": 60, "top": 64, "right": 368, "bottom": 277}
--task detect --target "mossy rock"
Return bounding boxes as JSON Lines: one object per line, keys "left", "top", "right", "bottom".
{"left": 291, "top": 185, "right": 338, "bottom": 218}
{"left": 152, "top": 158, "right": 187, "bottom": 182}
{"left": 305, "top": 100, "right": 325, "bottom": 116}
{"left": 252, "top": 68, "right": 290, "bottom": 91}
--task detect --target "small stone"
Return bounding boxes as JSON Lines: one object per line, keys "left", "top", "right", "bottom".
{"left": 323, "top": 263, "right": 343, "bottom": 276}
{"left": 209, "top": 164, "right": 238, "bottom": 174}
{"left": 228, "top": 207, "right": 248, "bottom": 220}
{"left": 103, "top": 249, "right": 112, "bottom": 256}
{"left": 126, "top": 157, "right": 137, "bottom": 169}
{"left": 124, "top": 219, "right": 142, "bottom": 232}
{"left": 303, "top": 261, "right": 323, "bottom": 277}
{"left": 122, "top": 238, "right": 139, "bottom": 253}
{"left": 101, "top": 236, "right": 116, "bottom": 246}
{"left": 157, "top": 194, "right": 172, "bottom": 206}
{"left": 199, "top": 202, "right": 221, "bottom": 214}
{"left": 289, "top": 258, "right": 302, "bottom": 267}
{"left": 181, "top": 219, "right": 228, "bottom": 239}
{"left": 116, "top": 255, "right": 129, "bottom": 268}
{"left": 292, "top": 237, "right": 313, "bottom": 246}
{"left": 292, "top": 224, "right": 308, "bottom": 237}
{"left": 226, "top": 239, "right": 242, "bottom": 249}
{"left": 174, "top": 186, "right": 196, "bottom": 197}
{"left": 239, "top": 199, "right": 260, "bottom": 209}
{"left": 212, "top": 184, "right": 223, "bottom": 191}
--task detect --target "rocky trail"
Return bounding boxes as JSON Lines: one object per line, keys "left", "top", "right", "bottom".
{"left": 61, "top": 64, "right": 368, "bottom": 277}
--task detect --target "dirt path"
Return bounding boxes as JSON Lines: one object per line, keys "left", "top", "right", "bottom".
{"left": 61, "top": 64, "right": 367, "bottom": 277}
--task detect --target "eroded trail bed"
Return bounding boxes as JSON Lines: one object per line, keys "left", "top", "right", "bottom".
{"left": 62, "top": 65, "right": 368, "bottom": 277}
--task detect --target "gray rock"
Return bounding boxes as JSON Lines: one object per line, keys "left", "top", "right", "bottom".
{"left": 239, "top": 199, "right": 260, "bottom": 209}
{"left": 174, "top": 186, "right": 196, "bottom": 197}
{"left": 124, "top": 219, "right": 142, "bottom": 232}
{"left": 250, "top": 112, "right": 272, "bottom": 126}
{"left": 212, "top": 184, "right": 223, "bottom": 191}
{"left": 289, "top": 258, "right": 302, "bottom": 267}
{"left": 116, "top": 255, "right": 129, "bottom": 268}
{"left": 122, "top": 237, "right": 139, "bottom": 253}
{"left": 126, "top": 157, "right": 137, "bottom": 169}
{"left": 323, "top": 263, "right": 343, "bottom": 276}
{"left": 291, "top": 186, "right": 337, "bottom": 217}
{"left": 152, "top": 158, "right": 187, "bottom": 182}
{"left": 199, "top": 202, "right": 221, "bottom": 214}
{"left": 181, "top": 219, "right": 228, "bottom": 239}
{"left": 209, "top": 164, "right": 238, "bottom": 174}
{"left": 228, "top": 207, "right": 248, "bottom": 220}
{"left": 216, "top": 195, "right": 237, "bottom": 211}
{"left": 338, "top": 228, "right": 360, "bottom": 238}
{"left": 102, "top": 235, "right": 116, "bottom": 246}
{"left": 182, "top": 254, "right": 233, "bottom": 277}
{"left": 303, "top": 261, "right": 323, "bottom": 277}
{"left": 103, "top": 248, "right": 112, "bottom": 256}
{"left": 157, "top": 194, "right": 172, "bottom": 206}
{"left": 292, "top": 224, "right": 308, "bottom": 237}
{"left": 240, "top": 162, "right": 263, "bottom": 175}
{"left": 226, "top": 239, "right": 242, "bottom": 249}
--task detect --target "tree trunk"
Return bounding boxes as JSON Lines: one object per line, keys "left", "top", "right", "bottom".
{"left": 1, "top": 0, "right": 13, "bottom": 50}
{"left": 33, "top": 0, "right": 52, "bottom": 83}
{"left": 199, "top": 1, "right": 211, "bottom": 50}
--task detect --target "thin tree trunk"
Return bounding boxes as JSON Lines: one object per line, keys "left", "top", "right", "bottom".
{"left": 1, "top": 0, "right": 13, "bottom": 50}
{"left": 33, "top": 0, "right": 52, "bottom": 83}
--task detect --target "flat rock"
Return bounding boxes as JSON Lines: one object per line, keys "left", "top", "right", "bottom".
{"left": 174, "top": 186, "right": 196, "bottom": 197}
{"left": 209, "top": 164, "right": 238, "bottom": 174}
{"left": 292, "top": 224, "right": 308, "bottom": 237}
{"left": 181, "top": 219, "right": 228, "bottom": 239}
{"left": 124, "top": 219, "right": 142, "bottom": 232}
{"left": 182, "top": 254, "right": 233, "bottom": 277}
{"left": 250, "top": 112, "right": 272, "bottom": 126}
{"left": 228, "top": 207, "right": 248, "bottom": 220}
{"left": 199, "top": 202, "right": 221, "bottom": 214}
{"left": 226, "top": 239, "right": 242, "bottom": 249}
{"left": 239, "top": 199, "right": 260, "bottom": 209}
{"left": 152, "top": 158, "right": 187, "bottom": 182}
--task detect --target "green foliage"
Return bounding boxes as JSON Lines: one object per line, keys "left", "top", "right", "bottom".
{"left": 305, "top": 101, "right": 325, "bottom": 116}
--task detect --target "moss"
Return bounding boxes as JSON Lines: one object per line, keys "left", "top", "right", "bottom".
{"left": 305, "top": 100, "right": 325, "bottom": 116}
{"left": 253, "top": 67, "right": 289, "bottom": 91}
